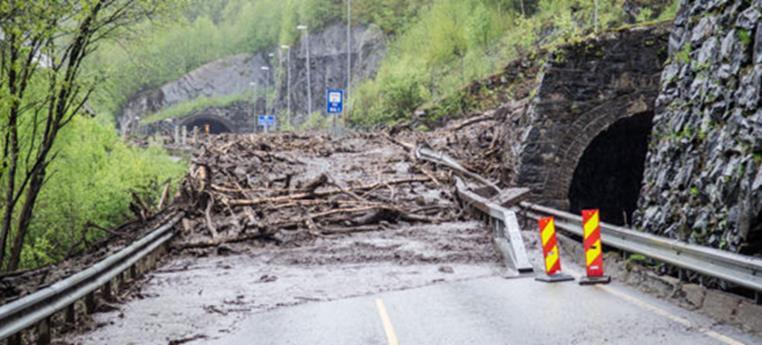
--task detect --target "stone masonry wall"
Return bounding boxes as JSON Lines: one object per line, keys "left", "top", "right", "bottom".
{"left": 510, "top": 25, "right": 669, "bottom": 209}
{"left": 635, "top": 0, "right": 762, "bottom": 253}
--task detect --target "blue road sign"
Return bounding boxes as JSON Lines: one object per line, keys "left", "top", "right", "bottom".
{"left": 326, "top": 89, "right": 344, "bottom": 114}
{"left": 258, "top": 115, "right": 276, "bottom": 126}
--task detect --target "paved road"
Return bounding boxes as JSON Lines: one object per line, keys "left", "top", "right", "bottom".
{"left": 206, "top": 273, "right": 760, "bottom": 345}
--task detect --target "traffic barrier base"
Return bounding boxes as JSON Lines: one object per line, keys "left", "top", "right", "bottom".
{"left": 579, "top": 275, "right": 611, "bottom": 285}
{"left": 535, "top": 272, "right": 575, "bottom": 283}
{"left": 535, "top": 217, "right": 574, "bottom": 283}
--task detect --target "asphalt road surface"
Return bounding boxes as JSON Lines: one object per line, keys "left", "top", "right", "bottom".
{"left": 206, "top": 273, "right": 761, "bottom": 345}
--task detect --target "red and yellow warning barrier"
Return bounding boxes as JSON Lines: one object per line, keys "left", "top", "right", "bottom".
{"left": 580, "top": 209, "right": 611, "bottom": 285}
{"left": 535, "top": 217, "right": 574, "bottom": 283}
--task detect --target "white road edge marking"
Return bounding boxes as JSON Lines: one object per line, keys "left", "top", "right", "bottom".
{"left": 565, "top": 267, "right": 745, "bottom": 345}
{"left": 376, "top": 298, "right": 400, "bottom": 345}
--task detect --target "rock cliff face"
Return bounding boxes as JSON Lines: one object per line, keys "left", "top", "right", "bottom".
{"left": 635, "top": 0, "right": 762, "bottom": 254}
{"left": 119, "top": 54, "right": 270, "bottom": 133}
{"left": 119, "top": 23, "right": 386, "bottom": 133}
{"left": 280, "top": 22, "right": 386, "bottom": 124}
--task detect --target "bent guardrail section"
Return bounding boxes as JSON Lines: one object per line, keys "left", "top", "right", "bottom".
{"left": 518, "top": 202, "right": 762, "bottom": 293}
{"left": 455, "top": 178, "right": 533, "bottom": 274}
{"left": 0, "top": 212, "right": 184, "bottom": 343}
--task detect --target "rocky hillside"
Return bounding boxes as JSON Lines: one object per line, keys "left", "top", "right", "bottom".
{"left": 635, "top": 0, "right": 762, "bottom": 254}
{"left": 120, "top": 23, "right": 386, "bottom": 132}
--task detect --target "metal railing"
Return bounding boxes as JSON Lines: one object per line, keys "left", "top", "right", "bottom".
{"left": 518, "top": 202, "right": 762, "bottom": 293}
{"left": 412, "top": 143, "right": 762, "bottom": 294}
{"left": 0, "top": 212, "right": 183, "bottom": 343}
{"left": 454, "top": 178, "right": 533, "bottom": 274}
{"left": 414, "top": 145, "right": 532, "bottom": 274}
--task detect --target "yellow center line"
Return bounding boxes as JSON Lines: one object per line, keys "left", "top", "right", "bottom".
{"left": 375, "top": 298, "right": 400, "bottom": 345}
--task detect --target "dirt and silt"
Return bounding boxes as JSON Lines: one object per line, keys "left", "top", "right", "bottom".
{"left": 65, "top": 118, "right": 511, "bottom": 344}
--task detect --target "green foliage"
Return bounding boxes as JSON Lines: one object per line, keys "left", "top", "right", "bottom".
{"left": 143, "top": 93, "right": 252, "bottom": 124}
{"left": 738, "top": 29, "right": 753, "bottom": 47}
{"left": 674, "top": 43, "right": 692, "bottom": 64}
{"left": 656, "top": 0, "right": 680, "bottom": 22}
{"left": 87, "top": 0, "right": 433, "bottom": 119}
{"left": 87, "top": 0, "right": 343, "bottom": 118}
{"left": 6, "top": 114, "right": 185, "bottom": 269}
{"left": 299, "top": 112, "right": 332, "bottom": 130}
{"left": 349, "top": 0, "right": 631, "bottom": 126}
{"left": 690, "top": 186, "right": 700, "bottom": 197}
{"left": 636, "top": 8, "right": 654, "bottom": 22}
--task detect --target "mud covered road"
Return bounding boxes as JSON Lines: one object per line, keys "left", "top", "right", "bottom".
{"left": 67, "top": 132, "right": 505, "bottom": 344}
{"left": 63, "top": 131, "right": 762, "bottom": 345}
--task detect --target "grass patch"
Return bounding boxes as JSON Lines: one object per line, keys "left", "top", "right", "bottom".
{"left": 142, "top": 92, "right": 252, "bottom": 124}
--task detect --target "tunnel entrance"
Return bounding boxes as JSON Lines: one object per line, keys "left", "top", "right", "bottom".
{"left": 182, "top": 116, "right": 234, "bottom": 134}
{"left": 568, "top": 112, "right": 654, "bottom": 226}
{"left": 741, "top": 211, "right": 762, "bottom": 256}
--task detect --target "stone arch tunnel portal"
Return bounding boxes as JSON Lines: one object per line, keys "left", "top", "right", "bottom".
{"left": 567, "top": 112, "right": 655, "bottom": 226}
{"left": 180, "top": 115, "right": 235, "bottom": 134}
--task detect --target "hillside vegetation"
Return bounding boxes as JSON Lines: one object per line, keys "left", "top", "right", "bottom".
{"left": 87, "top": 0, "right": 677, "bottom": 127}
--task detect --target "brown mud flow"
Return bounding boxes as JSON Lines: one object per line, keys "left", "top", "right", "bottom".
{"left": 66, "top": 131, "right": 502, "bottom": 344}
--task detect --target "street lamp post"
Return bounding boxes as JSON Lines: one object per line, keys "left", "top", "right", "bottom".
{"left": 281, "top": 45, "right": 291, "bottom": 126}
{"left": 297, "top": 25, "right": 312, "bottom": 117}
{"left": 249, "top": 81, "right": 256, "bottom": 132}
{"left": 261, "top": 66, "right": 271, "bottom": 133}
{"left": 261, "top": 66, "right": 270, "bottom": 116}
{"left": 346, "top": 0, "right": 352, "bottom": 117}
{"left": 268, "top": 53, "right": 275, "bottom": 115}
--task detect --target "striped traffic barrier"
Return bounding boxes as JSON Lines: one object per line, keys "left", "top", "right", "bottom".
{"left": 579, "top": 209, "right": 611, "bottom": 285}
{"left": 535, "top": 217, "right": 574, "bottom": 283}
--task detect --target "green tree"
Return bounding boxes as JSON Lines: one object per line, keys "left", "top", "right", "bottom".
{"left": 0, "top": 0, "right": 180, "bottom": 271}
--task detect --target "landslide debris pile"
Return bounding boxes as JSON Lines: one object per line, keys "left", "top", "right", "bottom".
{"left": 178, "top": 132, "right": 461, "bottom": 250}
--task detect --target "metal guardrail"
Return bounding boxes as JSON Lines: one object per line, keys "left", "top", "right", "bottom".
{"left": 454, "top": 178, "right": 533, "bottom": 273}
{"left": 518, "top": 202, "right": 762, "bottom": 293}
{"left": 413, "top": 143, "right": 762, "bottom": 294}
{"left": 0, "top": 212, "right": 184, "bottom": 342}
{"left": 414, "top": 145, "right": 532, "bottom": 274}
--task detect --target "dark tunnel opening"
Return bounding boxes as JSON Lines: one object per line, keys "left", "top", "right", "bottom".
{"left": 568, "top": 112, "right": 655, "bottom": 226}
{"left": 741, "top": 211, "right": 762, "bottom": 256}
{"left": 183, "top": 117, "right": 233, "bottom": 134}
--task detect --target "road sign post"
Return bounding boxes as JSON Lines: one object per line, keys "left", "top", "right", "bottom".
{"left": 326, "top": 89, "right": 344, "bottom": 135}
{"left": 258, "top": 115, "right": 276, "bottom": 133}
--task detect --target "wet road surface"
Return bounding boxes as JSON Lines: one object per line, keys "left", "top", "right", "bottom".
{"left": 206, "top": 274, "right": 760, "bottom": 345}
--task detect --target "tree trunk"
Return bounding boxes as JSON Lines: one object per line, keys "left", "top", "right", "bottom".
{"left": 0, "top": 36, "right": 22, "bottom": 268}
{"left": 7, "top": 172, "right": 45, "bottom": 271}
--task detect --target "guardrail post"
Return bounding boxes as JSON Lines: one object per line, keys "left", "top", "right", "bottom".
{"left": 36, "top": 318, "right": 51, "bottom": 345}
{"left": 130, "top": 263, "right": 138, "bottom": 280}
{"left": 85, "top": 292, "right": 96, "bottom": 314}
{"left": 65, "top": 304, "right": 76, "bottom": 325}
{"left": 103, "top": 280, "right": 114, "bottom": 302}
{"left": 8, "top": 333, "right": 21, "bottom": 345}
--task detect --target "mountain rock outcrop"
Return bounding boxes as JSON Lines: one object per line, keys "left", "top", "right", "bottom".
{"left": 635, "top": 0, "right": 762, "bottom": 254}
{"left": 119, "top": 23, "right": 385, "bottom": 133}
